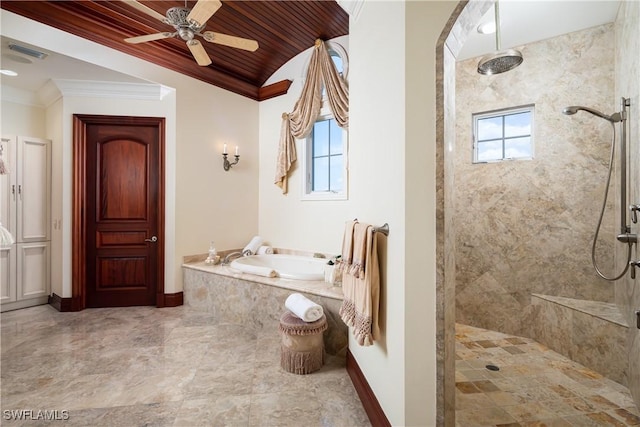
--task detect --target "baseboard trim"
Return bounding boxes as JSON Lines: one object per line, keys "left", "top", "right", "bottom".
{"left": 159, "top": 291, "right": 183, "bottom": 308}
{"left": 48, "top": 293, "right": 73, "bottom": 312}
{"left": 346, "top": 349, "right": 391, "bottom": 427}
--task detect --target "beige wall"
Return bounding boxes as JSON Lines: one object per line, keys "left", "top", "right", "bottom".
{"left": 615, "top": 0, "right": 640, "bottom": 410}
{"left": 258, "top": 1, "right": 457, "bottom": 424}
{"left": 454, "top": 24, "right": 616, "bottom": 337}
{"left": 0, "top": 96, "right": 46, "bottom": 137}
{"left": 1, "top": 10, "right": 260, "bottom": 297}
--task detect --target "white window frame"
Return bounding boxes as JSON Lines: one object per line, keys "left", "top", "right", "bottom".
{"left": 301, "top": 109, "right": 349, "bottom": 201}
{"left": 473, "top": 105, "right": 535, "bottom": 163}
{"left": 300, "top": 41, "right": 349, "bottom": 201}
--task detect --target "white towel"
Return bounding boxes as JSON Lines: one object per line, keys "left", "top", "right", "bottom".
{"left": 257, "top": 245, "right": 274, "bottom": 255}
{"left": 243, "top": 236, "right": 263, "bottom": 255}
{"left": 0, "top": 222, "right": 14, "bottom": 247}
{"left": 231, "top": 261, "right": 276, "bottom": 278}
{"left": 285, "top": 293, "right": 324, "bottom": 322}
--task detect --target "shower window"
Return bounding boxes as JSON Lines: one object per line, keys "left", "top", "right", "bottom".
{"left": 473, "top": 105, "right": 534, "bottom": 163}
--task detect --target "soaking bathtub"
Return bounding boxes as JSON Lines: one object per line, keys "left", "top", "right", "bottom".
{"left": 230, "top": 254, "right": 327, "bottom": 281}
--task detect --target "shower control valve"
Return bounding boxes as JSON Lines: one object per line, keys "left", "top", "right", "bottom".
{"left": 631, "top": 205, "right": 640, "bottom": 224}
{"left": 630, "top": 261, "right": 640, "bottom": 280}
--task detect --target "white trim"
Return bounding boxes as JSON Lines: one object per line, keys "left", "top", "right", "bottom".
{"left": 52, "top": 79, "right": 168, "bottom": 101}
{"left": 337, "top": 0, "right": 365, "bottom": 23}
{"left": 301, "top": 115, "right": 349, "bottom": 201}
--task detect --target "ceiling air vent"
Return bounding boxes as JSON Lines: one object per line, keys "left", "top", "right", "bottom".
{"left": 8, "top": 43, "right": 48, "bottom": 60}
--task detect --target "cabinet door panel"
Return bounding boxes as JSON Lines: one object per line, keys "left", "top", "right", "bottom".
{"left": 0, "top": 246, "right": 16, "bottom": 304}
{"left": 18, "top": 137, "right": 51, "bottom": 242}
{"left": 17, "top": 242, "right": 50, "bottom": 300}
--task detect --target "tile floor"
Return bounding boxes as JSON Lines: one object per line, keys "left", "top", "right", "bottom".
{"left": 2, "top": 306, "right": 640, "bottom": 426}
{"left": 455, "top": 323, "right": 640, "bottom": 427}
{"left": 1, "top": 305, "right": 370, "bottom": 426}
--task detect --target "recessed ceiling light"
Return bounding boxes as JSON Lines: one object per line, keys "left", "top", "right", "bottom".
{"left": 477, "top": 21, "right": 497, "bottom": 34}
{"left": 0, "top": 69, "right": 18, "bottom": 76}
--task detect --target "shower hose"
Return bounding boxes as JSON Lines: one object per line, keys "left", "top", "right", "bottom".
{"left": 591, "top": 121, "right": 632, "bottom": 281}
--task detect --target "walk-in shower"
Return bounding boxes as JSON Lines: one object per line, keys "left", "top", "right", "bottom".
{"left": 563, "top": 97, "right": 638, "bottom": 281}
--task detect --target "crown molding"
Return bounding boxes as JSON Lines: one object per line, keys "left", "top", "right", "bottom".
{"left": 51, "top": 79, "right": 168, "bottom": 101}
{"left": 337, "top": 0, "right": 364, "bottom": 22}
{"left": 1, "top": 84, "right": 45, "bottom": 107}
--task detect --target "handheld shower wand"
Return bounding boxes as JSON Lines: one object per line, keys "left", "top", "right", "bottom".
{"left": 562, "top": 106, "right": 622, "bottom": 123}
{"left": 563, "top": 99, "right": 635, "bottom": 281}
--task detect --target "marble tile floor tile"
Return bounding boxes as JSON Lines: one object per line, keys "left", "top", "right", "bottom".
{"left": 455, "top": 323, "right": 640, "bottom": 427}
{"left": 1, "top": 305, "right": 371, "bottom": 427}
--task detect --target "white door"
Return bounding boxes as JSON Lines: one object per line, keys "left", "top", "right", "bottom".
{"left": 17, "top": 242, "right": 49, "bottom": 300}
{"left": 17, "top": 136, "right": 51, "bottom": 243}
{"left": 0, "top": 246, "right": 16, "bottom": 304}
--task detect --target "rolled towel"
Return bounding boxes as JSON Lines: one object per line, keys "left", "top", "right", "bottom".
{"left": 285, "top": 293, "right": 324, "bottom": 322}
{"left": 243, "top": 236, "right": 263, "bottom": 255}
{"left": 230, "top": 261, "right": 276, "bottom": 278}
{"left": 257, "top": 245, "right": 274, "bottom": 255}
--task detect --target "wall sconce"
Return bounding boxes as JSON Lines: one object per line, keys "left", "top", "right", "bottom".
{"left": 222, "top": 144, "right": 240, "bottom": 171}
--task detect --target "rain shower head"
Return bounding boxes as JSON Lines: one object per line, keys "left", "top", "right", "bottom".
{"left": 477, "top": 49, "right": 523, "bottom": 75}
{"left": 477, "top": 1, "right": 523, "bottom": 75}
{"left": 562, "top": 106, "right": 622, "bottom": 123}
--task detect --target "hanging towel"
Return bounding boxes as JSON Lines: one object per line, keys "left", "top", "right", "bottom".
{"left": 285, "top": 293, "right": 324, "bottom": 322}
{"left": 336, "top": 220, "right": 357, "bottom": 276}
{"left": 348, "top": 222, "right": 369, "bottom": 278}
{"left": 0, "top": 145, "right": 7, "bottom": 175}
{"left": 0, "top": 222, "right": 14, "bottom": 247}
{"left": 339, "top": 224, "right": 381, "bottom": 346}
{"left": 243, "top": 236, "right": 263, "bottom": 255}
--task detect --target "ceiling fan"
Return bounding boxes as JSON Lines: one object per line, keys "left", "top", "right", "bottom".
{"left": 123, "top": 0, "right": 259, "bottom": 66}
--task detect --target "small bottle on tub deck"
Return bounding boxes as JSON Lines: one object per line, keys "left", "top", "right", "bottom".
{"left": 205, "top": 241, "right": 220, "bottom": 265}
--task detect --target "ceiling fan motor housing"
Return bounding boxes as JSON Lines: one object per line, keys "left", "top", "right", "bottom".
{"left": 165, "top": 7, "right": 204, "bottom": 33}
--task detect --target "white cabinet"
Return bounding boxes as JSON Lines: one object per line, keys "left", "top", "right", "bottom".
{"left": 0, "top": 136, "right": 51, "bottom": 312}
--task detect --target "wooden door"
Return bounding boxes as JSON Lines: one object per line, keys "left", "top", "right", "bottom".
{"left": 73, "top": 115, "right": 164, "bottom": 309}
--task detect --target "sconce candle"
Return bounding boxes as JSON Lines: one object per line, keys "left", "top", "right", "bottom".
{"left": 222, "top": 146, "right": 240, "bottom": 171}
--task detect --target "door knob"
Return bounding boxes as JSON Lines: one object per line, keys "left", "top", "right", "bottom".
{"left": 145, "top": 236, "right": 158, "bottom": 243}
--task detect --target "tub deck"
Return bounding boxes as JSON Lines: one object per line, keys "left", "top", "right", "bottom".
{"left": 182, "top": 261, "right": 348, "bottom": 356}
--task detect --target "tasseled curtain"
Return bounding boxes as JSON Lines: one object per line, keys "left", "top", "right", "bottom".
{"left": 274, "top": 39, "right": 349, "bottom": 194}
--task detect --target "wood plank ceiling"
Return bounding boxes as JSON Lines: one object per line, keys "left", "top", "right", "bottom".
{"left": 1, "top": 1, "right": 349, "bottom": 100}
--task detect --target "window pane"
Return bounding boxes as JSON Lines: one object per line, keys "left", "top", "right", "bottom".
{"left": 505, "top": 112, "right": 531, "bottom": 137}
{"left": 313, "top": 157, "right": 329, "bottom": 191}
{"left": 477, "top": 140, "right": 502, "bottom": 162}
{"left": 330, "top": 52, "right": 343, "bottom": 74}
{"left": 477, "top": 116, "right": 502, "bottom": 140}
{"left": 329, "top": 120, "right": 342, "bottom": 155}
{"left": 313, "top": 121, "right": 329, "bottom": 157}
{"left": 330, "top": 155, "right": 343, "bottom": 192}
{"left": 505, "top": 137, "right": 532, "bottom": 158}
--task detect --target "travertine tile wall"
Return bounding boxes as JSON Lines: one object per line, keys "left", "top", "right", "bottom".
{"left": 614, "top": 0, "right": 640, "bottom": 410}
{"left": 454, "top": 24, "right": 616, "bottom": 337}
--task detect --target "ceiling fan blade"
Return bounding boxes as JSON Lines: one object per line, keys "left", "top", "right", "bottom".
{"left": 202, "top": 32, "right": 259, "bottom": 52}
{"left": 187, "top": 40, "right": 212, "bottom": 66}
{"left": 187, "top": 0, "right": 222, "bottom": 27}
{"left": 125, "top": 32, "right": 174, "bottom": 44}
{"left": 121, "top": 1, "right": 166, "bottom": 22}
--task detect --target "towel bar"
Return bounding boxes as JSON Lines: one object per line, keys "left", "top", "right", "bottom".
{"left": 353, "top": 219, "right": 389, "bottom": 236}
{"left": 373, "top": 223, "right": 389, "bottom": 236}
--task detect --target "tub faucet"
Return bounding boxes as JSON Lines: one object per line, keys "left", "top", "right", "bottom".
{"left": 222, "top": 251, "right": 244, "bottom": 265}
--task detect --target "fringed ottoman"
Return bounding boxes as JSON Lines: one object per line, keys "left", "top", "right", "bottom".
{"left": 279, "top": 310, "right": 328, "bottom": 375}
